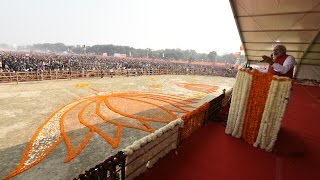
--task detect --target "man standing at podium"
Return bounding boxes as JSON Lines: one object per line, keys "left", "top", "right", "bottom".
{"left": 260, "top": 45, "right": 295, "bottom": 78}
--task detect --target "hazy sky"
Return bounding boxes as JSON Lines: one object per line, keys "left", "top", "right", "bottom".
{"left": 0, "top": 0, "right": 241, "bottom": 54}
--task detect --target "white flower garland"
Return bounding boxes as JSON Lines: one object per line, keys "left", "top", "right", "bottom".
{"left": 265, "top": 80, "right": 285, "bottom": 146}
{"left": 124, "top": 118, "right": 183, "bottom": 179}
{"left": 225, "top": 71, "right": 243, "bottom": 134}
{"left": 254, "top": 80, "right": 279, "bottom": 149}
{"left": 225, "top": 70, "right": 252, "bottom": 138}
{"left": 226, "top": 70, "right": 292, "bottom": 151}
{"left": 225, "top": 70, "right": 244, "bottom": 134}
{"left": 123, "top": 118, "right": 184, "bottom": 155}
{"left": 265, "top": 80, "right": 291, "bottom": 151}
{"left": 232, "top": 72, "right": 252, "bottom": 138}
{"left": 254, "top": 77, "right": 292, "bottom": 151}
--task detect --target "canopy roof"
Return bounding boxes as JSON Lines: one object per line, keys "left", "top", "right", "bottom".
{"left": 229, "top": 0, "right": 320, "bottom": 71}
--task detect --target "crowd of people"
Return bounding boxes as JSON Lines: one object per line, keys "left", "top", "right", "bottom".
{"left": 0, "top": 51, "right": 237, "bottom": 77}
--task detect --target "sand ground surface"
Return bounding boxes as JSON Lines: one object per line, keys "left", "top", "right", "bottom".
{"left": 0, "top": 75, "right": 235, "bottom": 180}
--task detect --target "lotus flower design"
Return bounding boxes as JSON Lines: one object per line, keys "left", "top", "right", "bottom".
{"left": 5, "top": 90, "right": 196, "bottom": 179}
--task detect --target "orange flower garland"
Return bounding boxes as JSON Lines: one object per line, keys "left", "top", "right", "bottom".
{"left": 181, "top": 102, "right": 210, "bottom": 140}
{"left": 226, "top": 69, "right": 292, "bottom": 151}
{"left": 241, "top": 70, "right": 273, "bottom": 144}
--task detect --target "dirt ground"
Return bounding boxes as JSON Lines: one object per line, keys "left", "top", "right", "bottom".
{"left": 0, "top": 75, "right": 235, "bottom": 180}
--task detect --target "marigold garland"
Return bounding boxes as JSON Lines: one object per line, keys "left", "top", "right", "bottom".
{"left": 241, "top": 70, "right": 273, "bottom": 144}
{"left": 181, "top": 102, "right": 210, "bottom": 140}
{"left": 226, "top": 69, "right": 292, "bottom": 151}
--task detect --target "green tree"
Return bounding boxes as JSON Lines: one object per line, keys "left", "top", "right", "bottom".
{"left": 207, "top": 51, "right": 217, "bottom": 61}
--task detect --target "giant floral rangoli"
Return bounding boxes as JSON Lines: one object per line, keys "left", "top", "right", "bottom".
{"left": 4, "top": 88, "right": 199, "bottom": 179}
{"left": 4, "top": 81, "right": 224, "bottom": 179}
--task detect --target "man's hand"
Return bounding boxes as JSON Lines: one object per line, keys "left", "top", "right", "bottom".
{"left": 260, "top": 55, "right": 274, "bottom": 65}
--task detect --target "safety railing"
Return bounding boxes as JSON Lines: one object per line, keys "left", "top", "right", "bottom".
{"left": 73, "top": 151, "right": 126, "bottom": 180}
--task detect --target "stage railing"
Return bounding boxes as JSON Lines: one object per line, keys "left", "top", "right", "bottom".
{"left": 205, "top": 93, "right": 225, "bottom": 123}
{"left": 294, "top": 78, "right": 320, "bottom": 86}
{"left": 179, "top": 89, "right": 231, "bottom": 141}
{"left": 73, "top": 151, "right": 126, "bottom": 180}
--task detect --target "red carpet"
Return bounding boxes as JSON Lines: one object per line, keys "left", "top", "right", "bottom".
{"left": 137, "top": 84, "right": 320, "bottom": 180}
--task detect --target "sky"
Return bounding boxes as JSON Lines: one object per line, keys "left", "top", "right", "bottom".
{"left": 0, "top": 0, "right": 241, "bottom": 54}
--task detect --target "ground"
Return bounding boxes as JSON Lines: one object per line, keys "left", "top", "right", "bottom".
{"left": 0, "top": 75, "right": 235, "bottom": 180}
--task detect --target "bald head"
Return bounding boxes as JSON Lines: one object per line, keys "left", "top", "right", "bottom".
{"left": 273, "top": 45, "right": 287, "bottom": 58}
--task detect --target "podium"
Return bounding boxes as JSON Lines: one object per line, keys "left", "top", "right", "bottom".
{"left": 225, "top": 69, "right": 292, "bottom": 151}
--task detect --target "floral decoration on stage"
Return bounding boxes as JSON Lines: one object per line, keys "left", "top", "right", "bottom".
{"left": 225, "top": 69, "right": 292, "bottom": 151}
{"left": 181, "top": 102, "right": 210, "bottom": 140}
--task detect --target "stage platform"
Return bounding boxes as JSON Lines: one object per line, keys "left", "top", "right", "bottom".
{"left": 0, "top": 75, "right": 235, "bottom": 179}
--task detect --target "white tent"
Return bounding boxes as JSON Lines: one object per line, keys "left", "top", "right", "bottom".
{"left": 229, "top": 0, "right": 320, "bottom": 81}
